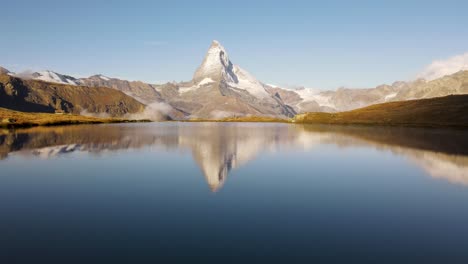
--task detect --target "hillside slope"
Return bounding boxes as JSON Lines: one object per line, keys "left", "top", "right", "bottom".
{"left": 293, "top": 95, "right": 468, "bottom": 128}
{"left": 0, "top": 74, "right": 145, "bottom": 117}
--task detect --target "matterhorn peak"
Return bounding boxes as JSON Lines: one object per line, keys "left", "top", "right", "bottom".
{"left": 193, "top": 40, "right": 238, "bottom": 84}
{"left": 191, "top": 41, "right": 273, "bottom": 99}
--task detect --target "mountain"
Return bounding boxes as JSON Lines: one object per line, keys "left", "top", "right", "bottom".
{"left": 192, "top": 40, "right": 270, "bottom": 99}
{"left": 10, "top": 71, "right": 162, "bottom": 103}
{"left": 2, "top": 42, "right": 468, "bottom": 119}
{"left": 3, "top": 41, "right": 295, "bottom": 119}
{"left": 78, "top": 75, "right": 163, "bottom": 104}
{"left": 267, "top": 83, "right": 403, "bottom": 113}
{"left": 268, "top": 70, "right": 468, "bottom": 113}
{"left": 391, "top": 70, "right": 468, "bottom": 101}
{"left": 153, "top": 40, "right": 295, "bottom": 119}
{"left": 25, "top": 70, "right": 81, "bottom": 85}
{"left": 0, "top": 74, "right": 145, "bottom": 117}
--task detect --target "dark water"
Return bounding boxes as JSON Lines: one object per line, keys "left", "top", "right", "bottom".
{"left": 1, "top": 122, "right": 468, "bottom": 263}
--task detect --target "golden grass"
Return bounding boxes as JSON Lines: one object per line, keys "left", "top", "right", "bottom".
{"left": 293, "top": 95, "right": 468, "bottom": 128}
{"left": 0, "top": 108, "right": 150, "bottom": 128}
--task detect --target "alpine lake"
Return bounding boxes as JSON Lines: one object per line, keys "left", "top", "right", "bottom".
{"left": 1, "top": 122, "right": 468, "bottom": 263}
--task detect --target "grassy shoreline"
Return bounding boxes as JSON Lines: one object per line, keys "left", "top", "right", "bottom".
{"left": 0, "top": 108, "right": 150, "bottom": 128}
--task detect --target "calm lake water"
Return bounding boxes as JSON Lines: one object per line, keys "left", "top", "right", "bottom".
{"left": 1, "top": 122, "right": 468, "bottom": 263}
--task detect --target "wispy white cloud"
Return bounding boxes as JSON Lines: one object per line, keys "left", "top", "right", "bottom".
{"left": 417, "top": 52, "right": 468, "bottom": 81}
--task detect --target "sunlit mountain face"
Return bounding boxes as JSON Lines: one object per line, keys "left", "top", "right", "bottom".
{"left": 1, "top": 123, "right": 468, "bottom": 191}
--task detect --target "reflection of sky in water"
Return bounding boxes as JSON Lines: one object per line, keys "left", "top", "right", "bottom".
{"left": 1, "top": 123, "right": 468, "bottom": 262}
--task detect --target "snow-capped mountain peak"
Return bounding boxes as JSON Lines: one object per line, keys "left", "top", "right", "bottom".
{"left": 193, "top": 40, "right": 237, "bottom": 84}
{"left": 192, "top": 40, "right": 270, "bottom": 98}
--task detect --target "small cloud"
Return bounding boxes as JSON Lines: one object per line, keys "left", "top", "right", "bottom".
{"left": 125, "top": 102, "right": 174, "bottom": 121}
{"left": 14, "top": 70, "right": 35, "bottom": 79}
{"left": 417, "top": 52, "right": 468, "bottom": 81}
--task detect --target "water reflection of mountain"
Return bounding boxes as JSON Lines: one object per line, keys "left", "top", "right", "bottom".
{"left": 295, "top": 125, "right": 468, "bottom": 186}
{"left": 1, "top": 123, "right": 468, "bottom": 190}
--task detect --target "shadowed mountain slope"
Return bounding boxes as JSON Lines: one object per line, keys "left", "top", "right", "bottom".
{"left": 0, "top": 74, "right": 145, "bottom": 117}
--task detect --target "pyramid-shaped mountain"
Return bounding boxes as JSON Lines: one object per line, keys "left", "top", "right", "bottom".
{"left": 153, "top": 40, "right": 296, "bottom": 119}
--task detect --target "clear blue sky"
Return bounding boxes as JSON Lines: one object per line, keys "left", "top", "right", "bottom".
{"left": 1, "top": 0, "right": 467, "bottom": 89}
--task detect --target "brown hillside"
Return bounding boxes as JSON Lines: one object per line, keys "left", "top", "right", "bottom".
{"left": 0, "top": 74, "right": 145, "bottom": 117}
{"left": 294, "top": 95, "right": 468, "bottom": 128}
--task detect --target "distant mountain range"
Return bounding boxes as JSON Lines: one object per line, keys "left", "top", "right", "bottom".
{"left": 2, "top": 40, "right": 468, "bottom": 119}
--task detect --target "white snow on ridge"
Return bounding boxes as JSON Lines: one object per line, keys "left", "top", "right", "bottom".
{"left": 179, "top": 78, "right": 215, "bottom": 94}
{"left": 198, "top": 77, "right": 214, "bottom": 86}
{"left": 66, "top": 79, "right": 77, "bottom": 85}
{"left": 34, "top": 71, "right": 60, "bottom": 83}
{"left": 227, "top": 65, "right": 270, "bottom": 98}
{"left": 33, "top": 70, "right": 80, "bottom": 85}
{"left": 99, "top": 75, "right": 111, "bottom": 81}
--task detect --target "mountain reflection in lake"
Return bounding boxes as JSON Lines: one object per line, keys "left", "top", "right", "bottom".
{"left": 2, "top": 123, "right": 468, "bottom": 189}
{"left": 1, "top": 123, "right": 468, "bottom": 262}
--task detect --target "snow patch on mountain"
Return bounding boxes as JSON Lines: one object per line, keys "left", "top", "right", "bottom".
{"left": 179, "top": 78, "right": 215, "bottom": 94}
{"left": 199, "top": 77, "right": 214, "bottom": 86}
{"left": 32, "top": 70, "right": 80, "bottom": 85}
{"left": 98, "top": 75, "right": 111, "bottom": 81}
{"left": 228, "top": 66, "right": 270, "bottom": 98}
